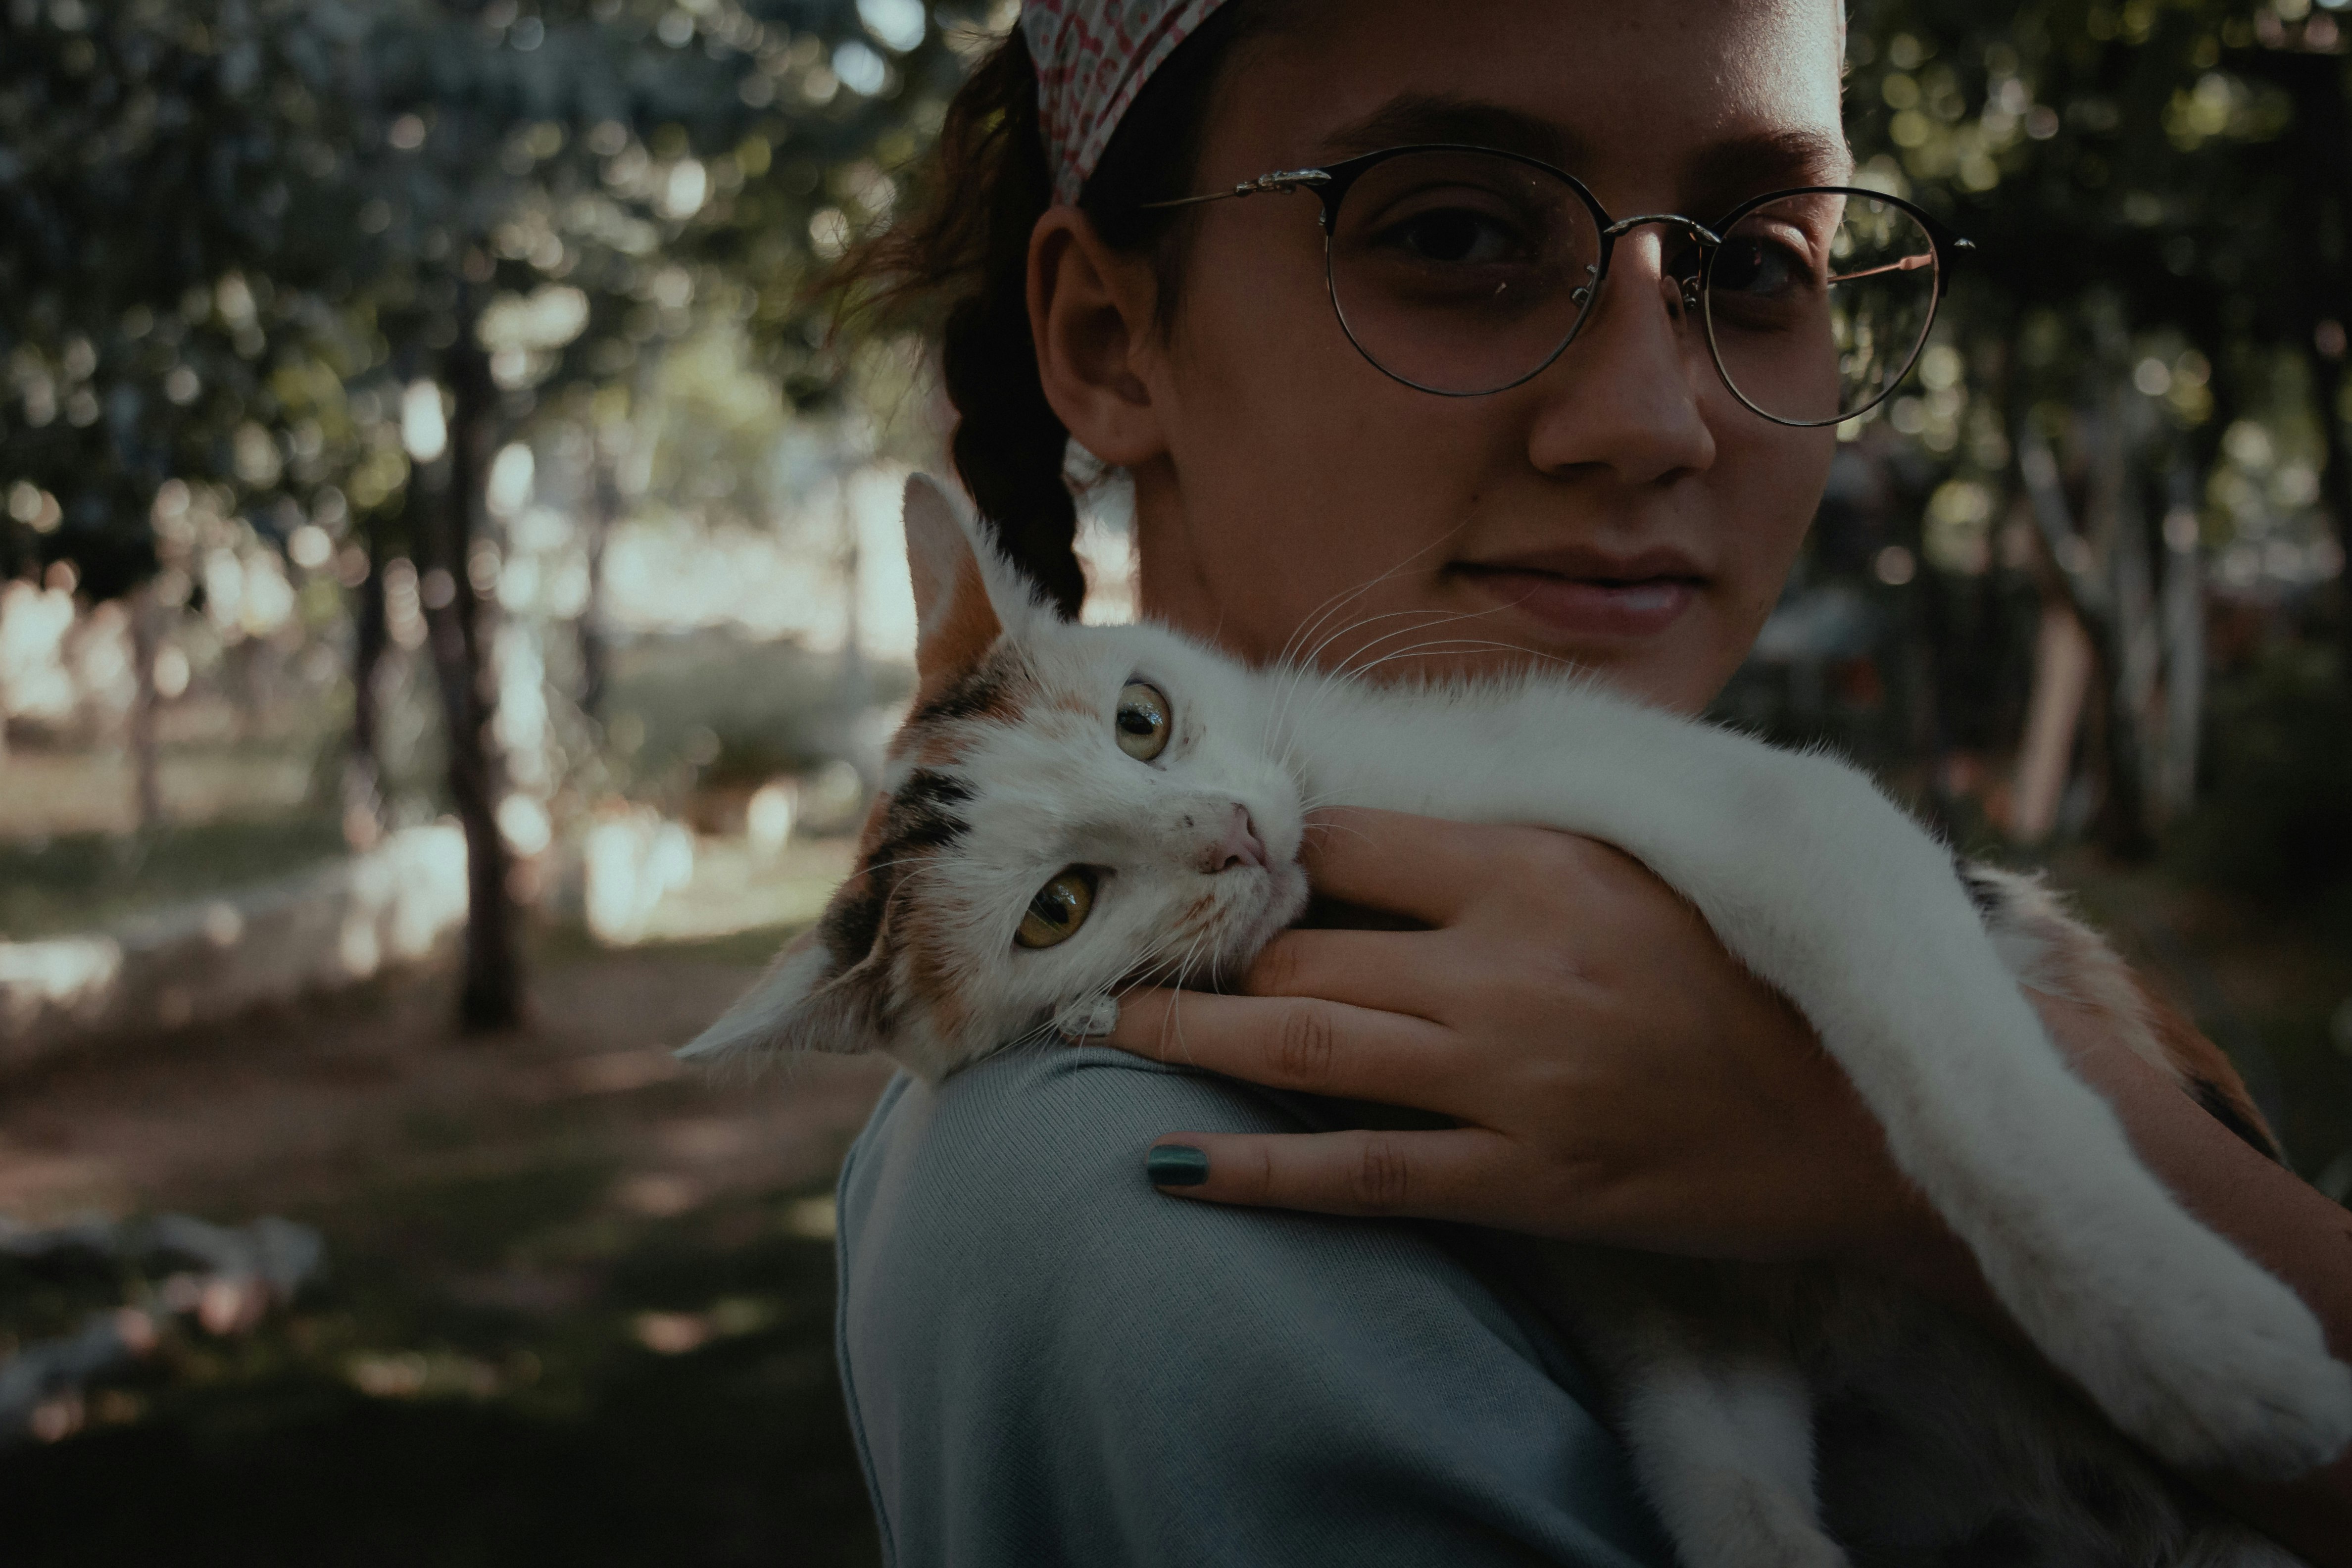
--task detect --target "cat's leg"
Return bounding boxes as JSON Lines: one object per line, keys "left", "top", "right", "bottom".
{"left": 1615, "top": 1344, "right": 1848, "bottom": 1568}
{"left": 1515, "top": 1246, "right": 1845, "bottom": 1568}
{"left": 1299, "top": 679, "right": 2352, "bottom": 1477}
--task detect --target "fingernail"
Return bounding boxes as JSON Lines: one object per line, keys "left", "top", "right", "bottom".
{"left": 1145, "top": 1144, "right": 1209, "bottom": 1187}
{"left": 1054, "top": 995, "right": 1118, "bottom": 1041}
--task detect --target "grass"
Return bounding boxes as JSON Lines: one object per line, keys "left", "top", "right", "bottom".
{"left": 0, "top": 815, "right": 350, "bottom": 939}
{"left": 0, "top": 1194, "right": 875, "bottom": 1568}
{"left": 0, "top": 925, "right": 891, "bottom": 1568}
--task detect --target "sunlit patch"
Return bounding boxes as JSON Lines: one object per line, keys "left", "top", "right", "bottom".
{"left": 782, "top": 1196, "right": 836, "bottom": 1239}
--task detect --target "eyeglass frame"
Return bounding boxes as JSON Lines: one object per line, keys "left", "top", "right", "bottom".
{"left": 1133, "top": 143, "right": 1975, "bottom": 428}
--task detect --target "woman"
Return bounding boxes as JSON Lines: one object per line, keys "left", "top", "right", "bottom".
{"left": 828, "top": 2, "right": 2352, "bottom": 1562}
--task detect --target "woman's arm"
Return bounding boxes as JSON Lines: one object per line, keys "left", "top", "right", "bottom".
{"left": 1104, "top": 808, "right": 2352, "bottom": 1564}
{"left": 838, "top": 1041, "right": 1677, "bottom": 1568}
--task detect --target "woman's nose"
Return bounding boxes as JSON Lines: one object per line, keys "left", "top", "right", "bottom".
{"left": 1524, "top": 231, "right": 1718, "bottom": 485}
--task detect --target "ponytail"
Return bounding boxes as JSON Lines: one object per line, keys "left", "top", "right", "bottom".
{"left": 827, "top": 10, "right": 1266, "bottom": 616}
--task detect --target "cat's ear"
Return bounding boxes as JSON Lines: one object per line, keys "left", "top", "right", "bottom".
{"left": 904, "top": 474, "right": 1005, "bottom": 697}
{"left": 675, "top": 923, "right": 891, "bottom": 1067}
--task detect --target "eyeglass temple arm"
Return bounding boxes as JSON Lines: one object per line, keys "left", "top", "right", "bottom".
{"left": 1133, "top": 168, "right": 1333, "bottom": 211}
{"left": 1828, "top": 252, "right": 1937, "bottom": 285}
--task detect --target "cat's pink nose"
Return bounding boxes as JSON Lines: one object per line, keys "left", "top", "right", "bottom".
{"left": 1207, "top": 804, "right": 1268, "bottom": 874}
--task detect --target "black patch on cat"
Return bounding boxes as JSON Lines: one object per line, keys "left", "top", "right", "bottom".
{"left": 1956, "top": 858, "right": 2007, "bottom": 922}
{"left": 820, "top": 771, "right": 976, "bottom": 969}
{"left": 911, "top": 656, "right": 1023, "bottom": 727}
{"left": 2191, "top": 1077, "right": 2284, "bottom": 1164}
{"left": 1938, "top": 1515, "right": 2042, "bottom": 1568}
{"left": 2058, "top": 1455, "right": 2132, "bottom": 1532}
{"left": 886, "top": 770, "right": 975, "bottom": 851}
{"left": 819, "top": 881, "right": 885, "bottom": 971}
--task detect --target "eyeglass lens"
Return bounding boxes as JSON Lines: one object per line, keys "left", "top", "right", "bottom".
{"left": 1323, "top": 150, "right": 1941, "bottom": 424}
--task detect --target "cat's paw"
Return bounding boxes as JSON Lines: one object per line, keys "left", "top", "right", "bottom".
{"left": 1654, "top": 1480, "right": 1852, "bottom": 1568}
{"left": 2050, "top": 1263, "right": 2352, "bottom": 1479}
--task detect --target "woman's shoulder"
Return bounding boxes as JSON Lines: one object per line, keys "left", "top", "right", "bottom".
{"left": 841, "top": 1042, "right": 1327, "bottom": 1259}
{"left": 839, "top": 1043, "right": 1513, "bottom": 1338}
{"left": 834, "top": 1045, "right": 1672, "bottom": 1568}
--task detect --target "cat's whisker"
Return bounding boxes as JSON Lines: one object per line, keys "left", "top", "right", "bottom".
{"left": 1265, "top": 521, "right": 1478, "bottom": 753}
{"left": 1269, "top": 519, "right": 1467, "bottom": 677}
{"left": 1335, "top": 636, "right": 1583, "bottom": 686}
{"left": 1271, "top": 606, "right": 1523, "bottom": 758}
{"left": 1321, "top": 602, "right": 1520, "bottom": 685}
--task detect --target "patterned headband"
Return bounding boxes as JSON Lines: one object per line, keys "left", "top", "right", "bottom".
{"left": 1021, "top": 0, "right": 1233, "bottom": 206}
{"left": 1019, "top": 2, "right": 1852, "bottom": 206}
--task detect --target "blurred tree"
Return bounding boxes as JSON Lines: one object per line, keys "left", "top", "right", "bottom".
{"left": 0, "top": 0, "right": 384, "bottom": 821}
{"left": 1843, "top": 0, "right": 2352, "bottom": 856}
{"left": 0, "top": 0, "right": 993, "bottom": 1028}
{"left": 321, "top": 0, "right": 985, "bottom": 1026}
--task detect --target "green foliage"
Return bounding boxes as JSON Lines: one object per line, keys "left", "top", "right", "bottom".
{"left": 2172, "top": 642, "right": 2352, "bottom": 904}
{"left": 0, "top": 0, "right": 996, "bottom": 599}
{"left": 1842, "top": 0, "right": 2352, "bottom": 529}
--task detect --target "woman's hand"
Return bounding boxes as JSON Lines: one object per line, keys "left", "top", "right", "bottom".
{"left": 1107, "top": 807, "right": 1946, "bottom": 1264}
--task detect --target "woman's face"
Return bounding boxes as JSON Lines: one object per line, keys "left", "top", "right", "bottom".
{"left": 1036, "top": 0, "right": 1851, "bottom": 714}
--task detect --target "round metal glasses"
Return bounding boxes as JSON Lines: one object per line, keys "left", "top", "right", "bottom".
{"left": 1139, "top": 144, "right": 1973, "bottom": 428}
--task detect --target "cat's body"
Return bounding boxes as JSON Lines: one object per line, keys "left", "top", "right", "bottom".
{"left": 687, "top": 478, "right": 2350, "bottom": 1566}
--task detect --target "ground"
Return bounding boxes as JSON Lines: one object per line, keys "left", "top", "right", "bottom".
{"left": 1, "top": 740, "right": 2346, "bottom": 1568}
{"left": 0, "top": 919, "right": 895, "bottom": 1568}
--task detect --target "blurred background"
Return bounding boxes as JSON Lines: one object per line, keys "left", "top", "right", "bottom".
{"left": 0, "top": 0, "right": 2348, "bottom": 1562}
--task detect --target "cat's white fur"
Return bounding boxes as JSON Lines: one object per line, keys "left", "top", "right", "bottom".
{"left": 688, "top": 477, "right": 2351, "bottom": 1565}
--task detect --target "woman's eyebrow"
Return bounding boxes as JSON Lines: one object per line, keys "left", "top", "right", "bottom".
{"left": 1315, "top": 95, "right": 1587, "bottom": 168}
{"left": 1684, "top": 130, "right": 1857, "bottom": 216}
{"left": 1313, "top": 100, "right": 1855, "bottom": 213}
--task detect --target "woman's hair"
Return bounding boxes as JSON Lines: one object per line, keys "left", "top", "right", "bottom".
{"left": 828, "top": 7, "right": 1269, "bottom": 616}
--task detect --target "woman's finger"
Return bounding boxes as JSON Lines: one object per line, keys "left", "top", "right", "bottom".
{"left": 1105, "top": 985, "right": 1474, "bottom": 1108}
{"left": 1296, "top": 808, "right": 1509, "bottom": 925}
{"left": 1142, "top": 1126, "right": 1525, "bottom": 1225}
{"left": 1239, "top": 927, "right": 1461, "bottom": 1016}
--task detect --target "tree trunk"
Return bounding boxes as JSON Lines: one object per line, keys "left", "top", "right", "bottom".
{"left": 2158, "top": 466, "right": 2205, "bottom": 820}
{"left": 578, "top": 438, "right": 618, "bottom": 723}
{"left": 2309, "top": 346, "right": 2352, "bottom": 686}
{"left": 343, "top": 521, "right": 391, "bottom": 851}
{"left": 127, "top": 582, "right": 163, "bottom": 832}
{"left": 2010, "top": 601, "right": 2095, "bottom": 845}
{"left": 2016, "top": 416, "right": 2157, "bottom": 856}
{"left": 418, "top": 334, "right": 524, "bottom": 1032}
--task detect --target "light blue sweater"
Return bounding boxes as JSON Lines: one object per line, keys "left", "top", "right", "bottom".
{"left": 834, "top": 1043, "right": 1675, "bottom": 1566}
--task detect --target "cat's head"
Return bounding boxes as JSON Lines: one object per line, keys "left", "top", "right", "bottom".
{"left": 681, "top": 476, "right": 1309, "bottom": 1080}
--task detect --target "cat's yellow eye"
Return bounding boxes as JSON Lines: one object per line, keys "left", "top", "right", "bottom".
{"left": 1016, "top": 867, "right": 1098, "bottom": 950}
{"left": 1116, "top": 681, "right": 1171, "bottom": 761}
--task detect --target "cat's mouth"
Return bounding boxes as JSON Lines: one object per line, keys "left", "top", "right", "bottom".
{"left": 1129, "top": 855, "right": 1309, "bottom": 994}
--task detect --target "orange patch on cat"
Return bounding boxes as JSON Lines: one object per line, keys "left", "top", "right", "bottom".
{"left": 849, "top": 791, "right": 895, "bottom": 865}
{"left": 2130, "top": 970, "right": 2279, "bottom": 1157}
{"left": 893, "top": 903, "right": 973, "bottom": 1038}
{"left": 914, "top": 553, "right": 1002, "bottom": 707}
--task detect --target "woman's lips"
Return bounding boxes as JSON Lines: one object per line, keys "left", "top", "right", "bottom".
{"left": 1454, "top": 566, "right": 1701, "bottom": 638}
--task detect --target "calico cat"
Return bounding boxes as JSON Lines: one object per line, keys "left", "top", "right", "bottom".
{"left": 686, "top": 476, "right": 2350, "bottom": 1567}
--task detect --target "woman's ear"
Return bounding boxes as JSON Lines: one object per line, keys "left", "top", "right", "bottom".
{"left": 1028, "top": 207, "right": 1169, "bottom": 467}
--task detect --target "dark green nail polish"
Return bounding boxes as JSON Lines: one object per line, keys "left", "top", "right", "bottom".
{"left": 1146, "top": 1144, "right": 1209, "bottom": 1187}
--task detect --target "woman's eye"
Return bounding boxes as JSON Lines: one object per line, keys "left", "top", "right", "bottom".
{"left": 1115, "top": 680, "right": 1171, "bottom": 761}
{"left": 1380, "top": 206, "right": 1522, "bottom": 266}
{"left": 1711, "top": 236, "right": 1813, "bottom": 301}
{"left": 1016, "top": 867, "right": 1098, "bottom": 950}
